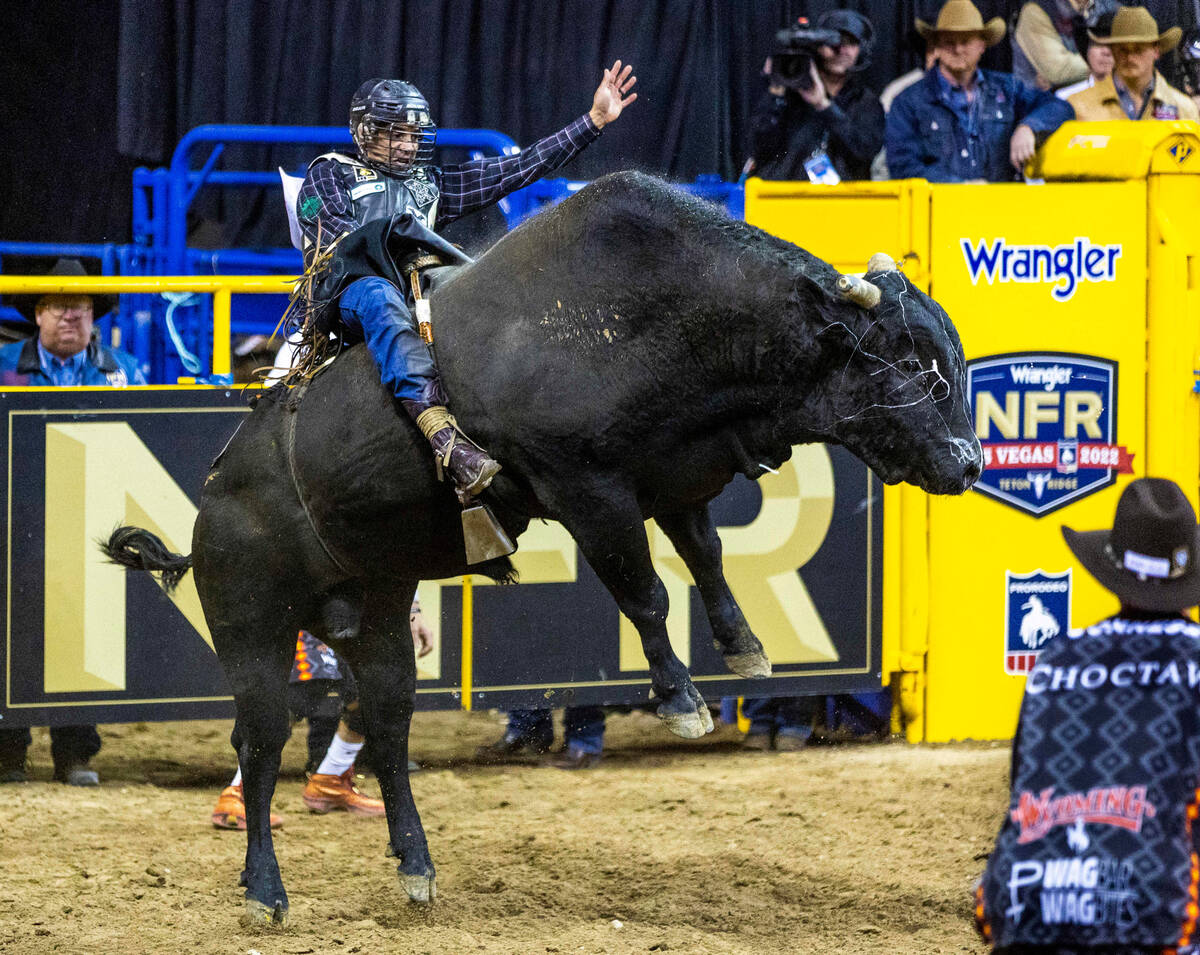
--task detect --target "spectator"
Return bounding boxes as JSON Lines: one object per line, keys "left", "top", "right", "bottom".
{"left": 1011, "top": 0, "right": 1090, "bottom": 91}
{"left": 886, "top": 0, "right": 1073, "bottom": 183}
{"left": 1180, "top": 27, "right": 1200, "bottom": 114}
{"left": 871, "top": 27, "right": 939, "bottom": 179}
{"left": 741, "top": 695, "right": 819, "bottom": 752}
{"left": 478, "top": 706, "right": 607, "bottom": 770}
{"left": 1055, "top": 10, "right": 1117, "bottom": 100}
{"left": 975, "top": 478, "right": 1200, "bottom": 951}
{"left": 749, "top": 10, "right": 885, "bottom": 183}
{"left": 212, "top": 601, "right": 434, "bottom": 826}
{"left": 1068, "top": 6, "right": 1199, "bottom": 121}
{"left": 0, "top": 258, "right": 144, "bottom": 787}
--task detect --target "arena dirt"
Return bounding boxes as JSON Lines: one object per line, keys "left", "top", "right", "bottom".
{"left": 0, "top": 710, "right": 1008, "bottom": 954}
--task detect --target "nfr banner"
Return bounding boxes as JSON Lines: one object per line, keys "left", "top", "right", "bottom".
{"left": 0, "top": 387, "right": 882, "bottom": 727}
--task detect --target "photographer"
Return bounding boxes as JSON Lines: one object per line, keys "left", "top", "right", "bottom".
{"left": 749, "top": 11, "right": 885, "bottom": 183}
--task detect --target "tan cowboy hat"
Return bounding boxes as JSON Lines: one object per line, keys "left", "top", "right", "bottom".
{"left": 916, "top": 0, "right": 1006, "bottom": 48}
{"left": 1088, "top": 5, "right": 1181, "bottom": 53}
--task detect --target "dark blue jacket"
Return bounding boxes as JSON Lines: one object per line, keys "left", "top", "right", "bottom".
{"left": 885, "top": 67, "right": 1073, "bottom": 183}
{"left": 0, "top": 336, "right": 146, "bottom": 387}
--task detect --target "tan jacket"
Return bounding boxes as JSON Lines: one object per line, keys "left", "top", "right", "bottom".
{"left": 1069, "top": 73, "right": 1200, "bottom": 122}
{"left": 1014, "top": 2, "right": 1089, "bottom": 89}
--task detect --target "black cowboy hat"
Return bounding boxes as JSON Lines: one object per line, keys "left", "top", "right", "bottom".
{"left": 1062, "top": 477, "right": 1200, "bottom": 611}
{"left": 4, "top": 257, "right": 116, "bottom": 324}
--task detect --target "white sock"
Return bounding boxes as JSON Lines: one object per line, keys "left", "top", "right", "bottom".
{"left": 316, "top": 736, "right": 362, "bottom": 777}
{"left": 230, "top": 767, "right": 242, "bottom": 787}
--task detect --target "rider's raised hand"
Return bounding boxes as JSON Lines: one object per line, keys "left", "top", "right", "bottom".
{"left": 589, "top": 60, "right": 637, "bottom": 128}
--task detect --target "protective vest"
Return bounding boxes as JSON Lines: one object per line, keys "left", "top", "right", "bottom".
{"left": 977, "top": 614, "right": 1200, "bottom": 949}
{"left": 306, "top": 152, "right": 440, "bottom": 250}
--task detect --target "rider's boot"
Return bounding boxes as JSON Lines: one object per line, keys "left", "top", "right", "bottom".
{"left": 402, "top": 399, "right": 501, "bottom": 498}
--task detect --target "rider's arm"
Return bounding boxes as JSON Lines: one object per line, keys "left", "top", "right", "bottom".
{"left": 296, "top": 158, "right": 358, "bottom": 251}
{"left": 434, "top": 114, "right": 602, "bottom": 227}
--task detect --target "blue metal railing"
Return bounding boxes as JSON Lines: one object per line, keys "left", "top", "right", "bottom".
{"left": 3, "top": 123, "right": 744, "bottom": 382}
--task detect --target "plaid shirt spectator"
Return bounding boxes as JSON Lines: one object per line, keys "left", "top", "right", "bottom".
{"left": 298, "top": 114, "right": 601, "bottom": 246}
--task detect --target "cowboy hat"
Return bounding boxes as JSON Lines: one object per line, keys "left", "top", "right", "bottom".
{"left": 1088, "top": 5, "right": 1181, "bottom": 54}
{"left": 1062, "top": 477, "right": 1200, "bottom": 611}
{"left": 916, "top": 0, "right": 1007, "bottom": 48}
{"left": 4, "top": 257, "right": 116, "bottom": 323}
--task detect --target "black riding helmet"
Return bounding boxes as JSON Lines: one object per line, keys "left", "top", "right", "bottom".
{"left": 349, "top": 79, "right": 438, "bottom": 175}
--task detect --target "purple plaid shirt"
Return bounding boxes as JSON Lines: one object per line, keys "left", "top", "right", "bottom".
{"left": 297, "top": 114, "right": 601, "bottom": 244}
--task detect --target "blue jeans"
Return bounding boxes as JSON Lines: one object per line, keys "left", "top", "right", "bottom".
{"left": 507, "top": 707, "right": 606, "bottom": 755}
{"left": 0, "top": 725, "right": 101, "bottom": 769}
{"left": 741, "top": 696, "right": 817, "bottom": 740}
{"left": 339, "top": 276, "right": 436, "bottom": 403}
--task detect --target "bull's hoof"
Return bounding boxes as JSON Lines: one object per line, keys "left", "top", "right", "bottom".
{"left": 399, "top": 872, "right": 437, "bottom": 903}
{"left": 723, "top": 651, "right": 772, "bottom": 678}
{"left": 659, "top": 706, "right": 714, "bottom": 739}
{"left": 241, "top": 898, "right": 289, "bottom": 929}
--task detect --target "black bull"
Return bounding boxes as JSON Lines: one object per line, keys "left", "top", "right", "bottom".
{"left": 103, "top": 171, "right": 982, "bottom": 926}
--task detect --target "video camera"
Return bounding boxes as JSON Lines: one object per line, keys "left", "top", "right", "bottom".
{"left": 770, "top": 19, "right": 843, "bottom": 92}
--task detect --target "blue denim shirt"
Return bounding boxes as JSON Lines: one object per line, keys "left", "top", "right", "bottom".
{"left": 0, "top": 337, "right": 146, "bottom": 387}
{"left": 885, "top": 66, "right": 1074, "bottom": 183}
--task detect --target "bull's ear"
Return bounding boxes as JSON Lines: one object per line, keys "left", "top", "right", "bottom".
{"left": 867, "top": 252, "right": 896, "bottom": 272}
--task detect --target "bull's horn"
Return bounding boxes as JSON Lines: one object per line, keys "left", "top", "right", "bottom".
{"left": 867, "top": 252, "right": 896, "bottom": 272}
{"left": 836, "top": 274, "right": 881, "bottom": 309}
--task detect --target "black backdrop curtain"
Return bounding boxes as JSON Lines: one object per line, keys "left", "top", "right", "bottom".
{"left": 1, "top": 0, "right": 1194, "bottom": 253}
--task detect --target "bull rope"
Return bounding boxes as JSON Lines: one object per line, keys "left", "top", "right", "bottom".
{"left": 283, "top": 377, "right": 355, "bottom": 577}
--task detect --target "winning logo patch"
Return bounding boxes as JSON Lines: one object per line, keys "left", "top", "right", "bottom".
{"left": 1004, "top": 569, "right": 1071, "bottom": 675}
{"left": 968, "top": 353, "right": 1133, "bottom": 516}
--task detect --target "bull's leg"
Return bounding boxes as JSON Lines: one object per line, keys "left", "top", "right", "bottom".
{"left": 554, "top": 495, "right": 714, "bottom": 739}
{"left": 655, "top": 506, "right": 771, "bottom": 678}
{"left": 219, "top": 630, "right": 295, "bottom": 928}
{"left": 330, "top": 581, "right": 436, "bottom": 903}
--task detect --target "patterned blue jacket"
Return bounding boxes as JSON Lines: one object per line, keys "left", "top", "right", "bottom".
{"left": 977, "top": 613, "right": 1200, "bottom": 949}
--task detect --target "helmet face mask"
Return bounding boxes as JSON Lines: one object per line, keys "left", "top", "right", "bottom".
{"left": 349, "top": 79, "right": 437, "bottom": 174}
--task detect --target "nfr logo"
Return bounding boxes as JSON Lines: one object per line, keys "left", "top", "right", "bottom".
{"left": 1005, "top": 569, "right": 1071, "bottom": 675}
{"left": 968, "top": 353, "right": 1133, "bottom": 516}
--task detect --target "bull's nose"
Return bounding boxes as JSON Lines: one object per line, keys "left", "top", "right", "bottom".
{"left": 961, "top": 459, "right": 982, "bottom": 490}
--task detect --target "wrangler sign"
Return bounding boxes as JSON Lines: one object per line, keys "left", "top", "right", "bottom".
{"left": 0, "top": 387, "right": 882, "bottom": 727}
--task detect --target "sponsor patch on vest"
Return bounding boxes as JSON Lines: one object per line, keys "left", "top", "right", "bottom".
{"left": 1005, "top": 569, "right": 1070, "bottom": 674}
{"left": 1153, "top": 103, "right": 1180, "bottom": 120}
{"left": 1010, "top": 784, "right": 1156, "bottom": 844}
{"left": 968, "top": 352, "right": 1133, "bottom": 516}
{"left": 349, "top": 181, "right": 387, "bottom": 200}
{"left": 352, "top": 165, "right": 378, "bottom": 182}
{"left": 960, "top": 237, "right": 1122, "bottom": 302}
{"left": 406, "top": 177, "right": 438, "bottom": 208}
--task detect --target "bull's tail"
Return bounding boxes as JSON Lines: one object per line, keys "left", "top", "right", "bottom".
{"left": 100, "top": 526, "right": 192, "bottom": 594}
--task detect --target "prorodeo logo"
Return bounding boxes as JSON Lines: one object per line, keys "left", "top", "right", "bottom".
{"left": 960, "top": 238, "right": 1122, "bottom": 301}
{"left": 1004, "top": 569, "right": 1070, "bottom": 675}
{"left": 968, "top": 353, "right": 1133, "bottom": 517}
{"left": 1010, "top": 785, "right": 1157, "bottom": 844}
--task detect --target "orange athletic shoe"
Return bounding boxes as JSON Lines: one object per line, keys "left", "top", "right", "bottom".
{"left": 301, "top": 768, "right": 386, "bottom": 816}
{"left": 211, "top": 783, "right": 283, "bottom": 830}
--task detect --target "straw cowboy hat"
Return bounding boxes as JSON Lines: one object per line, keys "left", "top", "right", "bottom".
{"left": 916, "top": 0, "right": 1007, "bottom": 48}
{"left": 1088, "top": 5, "right": 1181, "bottom": 54}
{"left": 1062, "top": 478, "right": 1200, "bottom": 611}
